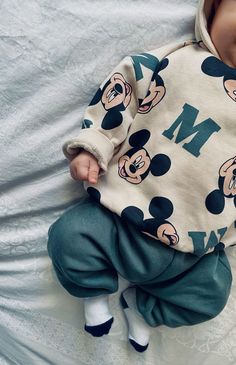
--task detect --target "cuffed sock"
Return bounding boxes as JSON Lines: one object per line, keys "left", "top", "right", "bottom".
{"left": 120, "top": 287, "right": 151, "bottom": 352}
{"left": 84, "top": 295, "right": 113, "bottom": 337}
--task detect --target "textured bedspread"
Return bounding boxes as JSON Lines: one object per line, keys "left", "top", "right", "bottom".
{"left": 0, "top": 0, "right": 235, "bottom": 364}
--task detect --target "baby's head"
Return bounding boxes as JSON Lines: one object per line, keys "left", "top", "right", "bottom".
{"left": 208, "top": 0, "right": 236, "bottom": 67}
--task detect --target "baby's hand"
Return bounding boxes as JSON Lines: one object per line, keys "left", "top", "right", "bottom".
{"left": 69, "top": 150, "right": 100, "bottom": 184}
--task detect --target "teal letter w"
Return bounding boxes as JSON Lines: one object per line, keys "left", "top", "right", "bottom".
{"left": 162, "top": 103, "right": 221, "bottom": 157}
{"left": 188, "top": 227, "right": 227, "bottom": 256}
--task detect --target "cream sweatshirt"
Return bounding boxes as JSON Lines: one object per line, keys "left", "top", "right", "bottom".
{"left": 63, "top": 0, "right": 236, "bottom": 256}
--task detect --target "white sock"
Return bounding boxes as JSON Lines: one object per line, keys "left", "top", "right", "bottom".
{"left": 122, "top": 287, "right": 151, "bottom": 347}
{"left": 84, "top": 294, "right": 113, "bottom": 326}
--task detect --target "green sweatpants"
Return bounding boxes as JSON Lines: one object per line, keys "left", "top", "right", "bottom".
{"left": 47, "top": 196, "right": 232, "bottom": 327}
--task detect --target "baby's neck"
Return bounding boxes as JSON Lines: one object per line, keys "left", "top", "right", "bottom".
{"left": 220, "top": 43, "right": 236, "bottom": 68}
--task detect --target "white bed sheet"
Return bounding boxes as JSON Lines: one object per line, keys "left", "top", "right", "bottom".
{"left": 0, "top": 0, "right": 236, "bottom": 364}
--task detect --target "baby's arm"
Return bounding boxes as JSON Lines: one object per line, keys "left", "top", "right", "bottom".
{"left": 64, "top": 53, "right": 166, "bottom": 183}
{"left": 63, "top": 55, "right": 140, "bottom": 177}
{"left": 63, "top": 41, "right": 186, "bottom": 180}
{"left": 69, "top": 149, "right": 100, "bottom": 184}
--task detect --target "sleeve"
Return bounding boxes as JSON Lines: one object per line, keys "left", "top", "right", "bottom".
{"left": 62, "top": 41, "right": 187, "bottom": 174}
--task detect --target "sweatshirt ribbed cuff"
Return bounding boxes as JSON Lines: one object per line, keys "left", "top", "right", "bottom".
{"left": 62, "top": 128, "right": 114, "bottom": 172}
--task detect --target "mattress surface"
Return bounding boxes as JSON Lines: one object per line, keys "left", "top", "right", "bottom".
{"left": 0, "top": 0, "right": 235, "bottom": 364}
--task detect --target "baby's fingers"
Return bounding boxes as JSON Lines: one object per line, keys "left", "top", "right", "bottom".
{"left": 70, "top": 164, "right": 89, "bottom": 180}
{"left": 70, "top": 159, "right": 89, "bottom": 181}
{"left": 88, "top": 159, "right": 100, "bottom": 184}
{"left": 69, "top": 151, "right": 100, "bottom": 182}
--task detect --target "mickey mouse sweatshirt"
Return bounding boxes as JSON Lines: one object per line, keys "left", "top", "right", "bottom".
{"left": 63, "top": 0, "right": 236, "bottom": 256}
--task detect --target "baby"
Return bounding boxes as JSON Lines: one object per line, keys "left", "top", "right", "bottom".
{"left": 47, "top": 0, "right": 235, "bottom": 353}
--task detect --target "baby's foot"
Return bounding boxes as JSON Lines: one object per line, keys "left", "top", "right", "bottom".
{"left": 84, "top": 295, "right": 113, "bottom": 337}
{"left": 120, "top": 287, "right": 151, "bottom": 352}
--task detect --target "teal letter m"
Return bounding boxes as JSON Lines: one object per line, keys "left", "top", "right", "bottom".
{"left": 162, "top": 103, "right": 221, "bottom": 157}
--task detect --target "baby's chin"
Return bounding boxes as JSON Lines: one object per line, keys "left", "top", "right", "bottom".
{"left": 210, "top": 36, "right": 236, "bottom": 68}
{"left": 221, "top": 48, "right": 236, "bottom": 68}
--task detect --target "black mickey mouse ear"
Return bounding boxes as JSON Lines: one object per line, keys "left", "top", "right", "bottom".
{"left": 201, "top": 56, "right": 229, "bottom": 77}
{"left": 234, "top": 196, "right": 236, "bottom": 208}
{"left": 150, "top": 154, "right": 171, "bottom": 176}
{"left": 128, "top": 129, "right": 150, "bottom": 148}
{"left": 159, "top": 58, "right": 169, "bottom": 71}
{"left": 142, "top": 217, "right": 163, "bottom": 238}
{"left": 151, "top": 58, "right": 168, "bottom": 83}
{"left": 205, "top": 189, "right": 225, "bottom": 214}
{"left": 121, "top": 206, "right": 144, "bottom": 227}
{"left": 149, "top": 196, "right": 173, "bottom": 220}
{"left": 101, "top": 110, "right": 123, "bottom": 130}
{"left": 89, "top": 88, "right": 103, "bottom": 106}
{"left": 82, "top": 119, "right": 93, "bottom": 129}
{"left": 87, "top": 187, "right": 101, "bottom": 202}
